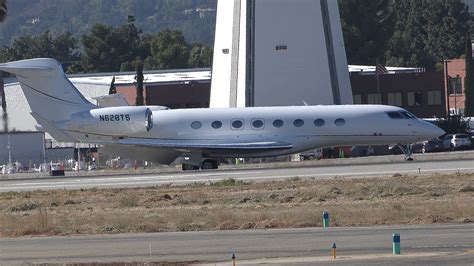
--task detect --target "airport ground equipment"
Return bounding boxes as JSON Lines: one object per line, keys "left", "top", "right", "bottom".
{"left": 393, "top": 233, "right": 401, "bottom": 254}
{"left": 323, "top": 211, "right": 330, "bottom": 228}
{"left": 332, "top": 243, "right": 337, "bottom": 259}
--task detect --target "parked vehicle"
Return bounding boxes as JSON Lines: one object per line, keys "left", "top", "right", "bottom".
{"left": 421, "top": 138, "right": 444, "bottom": 153}
{"left": 1, "top": 163, "right": 16, "bottom": 174}
{"left": 299, "top": 149, "right": 322, "bottom": 160}
{"left": 442, "top": 134, "right": 472, "bottom": 151}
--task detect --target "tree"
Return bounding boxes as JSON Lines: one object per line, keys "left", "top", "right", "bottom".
{"left": 108, "top": 76, "right": 117, "bottom": 95}
{"left": 385, "top": 0, "right": 470, "bottom": 70}
{"left": 465, "top": 35, "right": 474, "bottom": 117}
{"left": 436, "top": 116, "right": 471, "bottom": 134}
{"left": 0, "top": 0, "right": 6, "bottom": 22}
{"left": 0, "top": 31, "right": 80, "bottom": 68}
{"left": 145, "top": 29, "right": 189, "bottom": 70}
{"left": 135, "top": 62, "right": 144, "bottom": 106}
{"left": 81, "top": 21, "right": 144, "bottom": 72}
{"left": 188, "top": 43, "right": 213, "bottom": 68}
{"left": 338, "top": 0, "right": 392, "bottom": 65}
{"left": 0, "top": 1, "right": 216, "bottom": 48}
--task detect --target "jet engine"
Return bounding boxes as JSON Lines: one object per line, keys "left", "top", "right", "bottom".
{"left": 68, "top": 106, "right": 153, "bottom": 136}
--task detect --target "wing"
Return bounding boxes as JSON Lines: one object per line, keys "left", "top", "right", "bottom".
{"left": 100, "top": 144, "right": 182, "bottom": 165}
{"left": 95, "top": 138, "right": 292, "bottom": 165}
{"left": 92, "top": 138, "right": 293, "bottom": 151}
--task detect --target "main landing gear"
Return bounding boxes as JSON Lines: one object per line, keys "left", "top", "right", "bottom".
{"left": 182, "top": 159, "right": 219, "bottom": 171}
{"left": 396, "top": 143, "right": 414, "bottom": 161}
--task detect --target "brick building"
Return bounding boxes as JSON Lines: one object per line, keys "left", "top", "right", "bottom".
{"left": 350, "top": 70, "right": 446, "bottom": 118}
{"left": 117, "top": 80, "right": 210, "bottom": 109}
{"left": 444, "top": 59, "right": 466, "bottom": 116}
{"left": 95, "top": 69, "right": 212, "bottom": 109}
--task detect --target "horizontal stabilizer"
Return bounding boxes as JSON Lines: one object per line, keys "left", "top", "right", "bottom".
{"left": 92, "top": 94, "right": 129, "bottom": 107}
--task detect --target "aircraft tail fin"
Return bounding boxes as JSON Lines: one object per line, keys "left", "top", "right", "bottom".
{"left": 0, "top": 58, "right": 95, "bottom": 123}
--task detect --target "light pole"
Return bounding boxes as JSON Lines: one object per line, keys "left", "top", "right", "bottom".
{"left": 7, "top": 133, "right": 11, "bottom": 166}
{"left": 455, "top": 74, "right": 460, "bottom": 116}
{"left": 444, "top": 60, "right": 451, "bottom": 118}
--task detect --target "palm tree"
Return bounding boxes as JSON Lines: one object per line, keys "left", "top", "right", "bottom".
{"left": 0, "top": 0, "right": 7, "bottom": 22}
{"left": 135, "top": 62, "right": 144, "bottom": 106}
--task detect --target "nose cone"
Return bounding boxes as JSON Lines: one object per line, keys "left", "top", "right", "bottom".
{"left": 420, "top": 121, "right": 445, "bottom": 139}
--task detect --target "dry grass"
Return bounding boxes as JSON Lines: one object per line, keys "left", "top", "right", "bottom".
{"left": 0, "top": 173, "right": 473, "bottom": 237}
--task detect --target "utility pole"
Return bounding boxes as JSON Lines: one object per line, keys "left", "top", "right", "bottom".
{"left": 444, "top": 60, "right": 451, "bottom": 119}
{"left": 76, "top": 143, "right": 81, "bottom": 171}
{"left": 7, "top": 133, "right": 11, "bottom": 166}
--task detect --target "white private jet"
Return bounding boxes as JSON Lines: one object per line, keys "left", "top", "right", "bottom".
{"left": 0, "top": 58, "right": 444, "bottom": 170}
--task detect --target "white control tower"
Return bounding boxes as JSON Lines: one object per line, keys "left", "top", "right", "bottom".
{"left": 210, "top": 0, "right": 353, "bottom": 108}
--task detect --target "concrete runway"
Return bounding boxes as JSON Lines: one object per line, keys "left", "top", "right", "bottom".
{"left": 1, "top": 224, "right": 472, "bottom": 265}
{"left": 1, "top": 155, "right": 473, "bottom": 265}
{"left": 1, "top": 156, "right": 474, "bottom": 192}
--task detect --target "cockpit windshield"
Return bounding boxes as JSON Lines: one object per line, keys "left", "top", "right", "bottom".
{"left": 386, "top": 111, "right": 416, "bottom": 119}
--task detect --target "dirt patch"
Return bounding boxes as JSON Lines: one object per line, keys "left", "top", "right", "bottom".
{"left": 0, "top": 173, "right": 473, "bottom": 237}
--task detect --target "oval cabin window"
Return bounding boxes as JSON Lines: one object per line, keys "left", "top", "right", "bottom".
{"left": 191, "top": 121, "right": 202, "bottom": 129}
{"left": 273, "top": 119, "right": 284, "bottom": 128}
{"left": 293, "top": 119, "right": 304, "bottom": 127}
{"left": 335, "top": 118, "right": 346, "bottom": 126}
{"left": 211, "top": 121, "right": 222, "bottom": 129}
{"left": 252, "top": 119, "right": 264, "bottom": 129}
{"left": 231, "top": 119, "right": 244, "bottom": 129}
{"left": 314, "top": 118, "right": 325, "bottom": 127}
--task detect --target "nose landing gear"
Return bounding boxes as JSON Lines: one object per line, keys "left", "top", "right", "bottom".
{"left": 396, "top": 144, "right": 413, "bottom": 161}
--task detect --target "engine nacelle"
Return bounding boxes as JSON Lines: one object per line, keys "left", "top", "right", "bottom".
{"left": 68, "top": 106, "right": 153, "bottom": 136}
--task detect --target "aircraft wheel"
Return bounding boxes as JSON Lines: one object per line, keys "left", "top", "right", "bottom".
{"left": 182, "top": 164, "right": 199, "bottom": 171}
{"left": 201, "top": 159, "right": 218, "bottom": 170}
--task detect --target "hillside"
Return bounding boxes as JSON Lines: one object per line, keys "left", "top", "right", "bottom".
{"left": 0, "top": 0, "right": 217, "bottom": 47}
